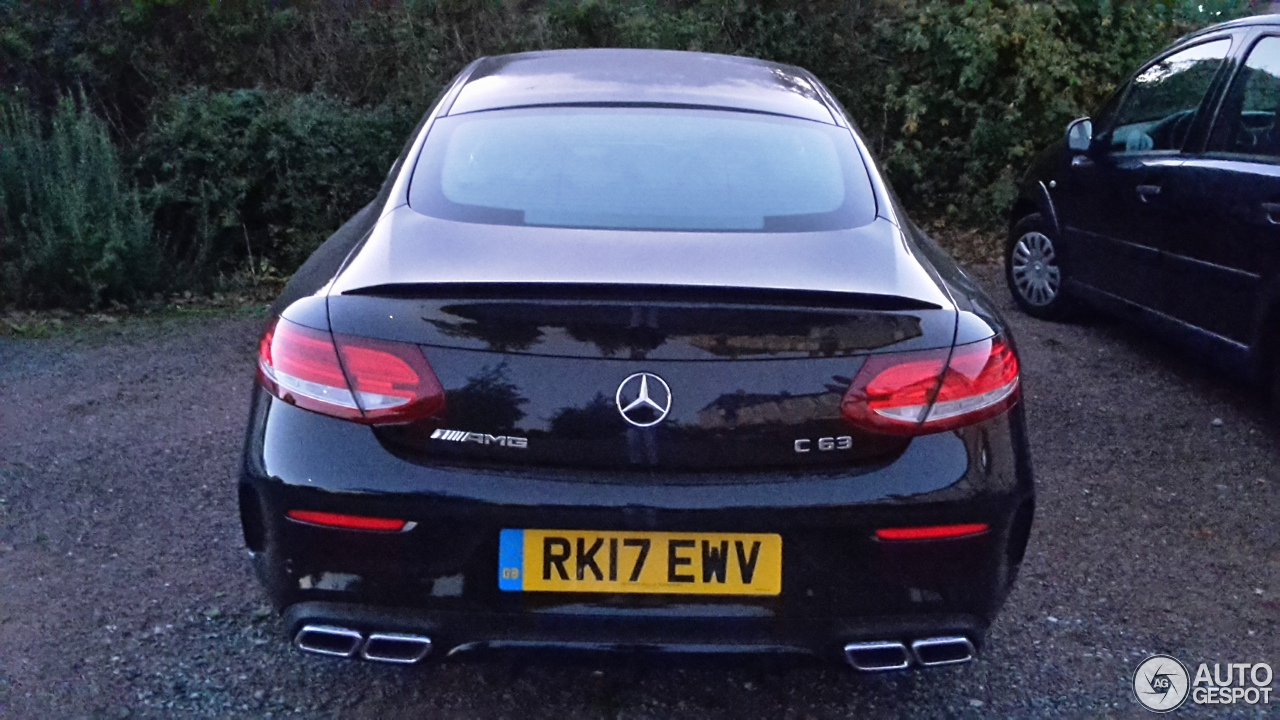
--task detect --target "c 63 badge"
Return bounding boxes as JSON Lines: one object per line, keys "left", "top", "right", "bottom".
{"left": 794, "top": 435, "right": 852, "bottom": 453}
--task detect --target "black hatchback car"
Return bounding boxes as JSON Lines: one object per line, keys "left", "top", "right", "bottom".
{"left": 1007, "top": 15, "right": 1280, "bottom": 402}
{"left": 241, "top": 48, "right": 1034, "bottom": 672}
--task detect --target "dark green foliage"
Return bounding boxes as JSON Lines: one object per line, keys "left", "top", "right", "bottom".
{"left": 0, "top": 0, "right": 1253, "bottom": 308}
{"left": 870, "top": 0, "right": 1245, "bottom": 225}
{"left": 0, "top": 94, "right": 160, "bottom": 308}
{"left": 134, "top": 89, "right": 409, "bottom": 283}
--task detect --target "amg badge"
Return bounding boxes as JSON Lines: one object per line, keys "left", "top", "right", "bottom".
{"left": 431, "top": 429, "right": 528, "bottom": 449}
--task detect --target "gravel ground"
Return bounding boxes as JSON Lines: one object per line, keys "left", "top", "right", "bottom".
{"left": 0, "top": 267, "right": 1276, "bottom": 719}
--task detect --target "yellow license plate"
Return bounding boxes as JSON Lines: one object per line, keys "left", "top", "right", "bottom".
{"left": 498, "top": 529, "right": 782, "bottom": 595}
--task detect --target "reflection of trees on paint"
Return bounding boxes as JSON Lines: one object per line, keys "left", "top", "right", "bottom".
{"left": 429, "top": 305, "right": 543, "bottom": 353}
{"left": 564, "top": 322, "right": 664, "bottom": 359}
{"left": 446, "top": 364, "right": 528, "bottom": 432}
{"left": 696, "top": 390, "right": 842, "bottom": 430}
{"left": 549, "top": 393, "right": 625, "bottom": 438}
{"left": 429, "top": 301, "right": 924, "bottom": 359}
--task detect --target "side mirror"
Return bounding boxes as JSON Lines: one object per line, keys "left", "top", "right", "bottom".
{"left": 1067, "top": 117, "right": 1093, "bottom": 152}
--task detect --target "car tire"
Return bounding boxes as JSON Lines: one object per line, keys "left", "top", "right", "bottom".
{"left": 1005, "top": 214, "right": 1074, "bottom": 321}
{"left": 1271, "top": 369, "right": 1280, "bottom": 417}
{"left": 1267, "top": 328, "right": 1280, "bottom": 414}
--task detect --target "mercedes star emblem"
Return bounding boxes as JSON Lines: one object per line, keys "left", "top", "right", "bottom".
{"left": 615, "top": 372, "right": 672, "bottom": 428}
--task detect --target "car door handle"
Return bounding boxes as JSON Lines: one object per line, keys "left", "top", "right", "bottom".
{"left": 1262, "top": 202, "right": 1280, "bottom": 225}
{"left": 1136, "top": 185, "right": 1162, "bottom": 203}
{"left": 1070, "top": 155, "right": 1093, "bottom": 169}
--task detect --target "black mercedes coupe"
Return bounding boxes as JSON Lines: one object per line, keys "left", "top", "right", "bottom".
{"left": 239, "top": 48, "right": 1035, "bottom": 672}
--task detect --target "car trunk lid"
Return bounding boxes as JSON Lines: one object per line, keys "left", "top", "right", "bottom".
{"left": 326, "top": 290, "right": 957, "bottom": 473}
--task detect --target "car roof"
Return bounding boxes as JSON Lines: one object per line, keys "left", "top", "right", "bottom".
{"left": 1176, "top": 12, "right": 1280, "bottom": 44}
{"left": 445, "top": 48, "right": 838, "bottom": 125}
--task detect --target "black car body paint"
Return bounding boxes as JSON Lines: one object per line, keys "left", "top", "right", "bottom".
{"left": 242, "top": 48, "right": 1034, "bottom": 669}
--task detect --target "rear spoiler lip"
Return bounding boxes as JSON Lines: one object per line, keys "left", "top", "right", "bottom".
{"left": 338, "top": 282, "right": 944, "bottom": 313}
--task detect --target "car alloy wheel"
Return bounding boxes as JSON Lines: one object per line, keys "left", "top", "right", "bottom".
{"left": 1009, "top": 231, "right": 1061, "bottom": 308}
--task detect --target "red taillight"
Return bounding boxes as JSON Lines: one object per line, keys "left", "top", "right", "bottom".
{"left": 842, "top": 336, "right": 1020, "bottom": 435}
{"left": 333, "top": 334, "right": 446, "bottom": 422}
{"left": 257, "top": 317, "right": 445, "bottom": 424}
{"left": 286, "top": 509, "right": 407, "bottom": 532}
{"left": 875, "top": 523, "right": 989, "bottom": 541}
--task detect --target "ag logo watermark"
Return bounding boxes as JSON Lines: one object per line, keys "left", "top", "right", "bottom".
{"left": 1133, "top": 655, "right": 1190, "bottom": 712}
{"left": 1133, "top": 654, "right": 1273, "bottom": 712}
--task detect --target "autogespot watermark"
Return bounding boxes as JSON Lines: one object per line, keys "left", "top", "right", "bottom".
{"left": 1133, "top": 654, "right": 1273, "bottom": 713}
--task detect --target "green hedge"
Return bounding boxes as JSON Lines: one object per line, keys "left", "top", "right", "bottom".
{"left": 867, "top": 0, "right": 1236, "bottom": 223}
{"left": 135, "top": 89, "right": 409, "bottom": 286}
{"left": 0, "top": 95, "right": 160, "bottom": 308}
{"left": 0, "top": 0, "right": 1249, "bottom": 309}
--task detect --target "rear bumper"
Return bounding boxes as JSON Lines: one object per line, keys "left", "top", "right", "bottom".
{"left": 278, "top": 597, "right": 988, "bottom": 668}
{"left": 241, "top": 391, "right": 1035, "bottom": 668}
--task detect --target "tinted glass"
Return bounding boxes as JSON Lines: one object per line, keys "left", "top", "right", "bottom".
{"left": 1225, "top": 36, "right": 1280, "bottom": 156}
{"left": 409, "top": 107, "right": 876, "bottom": 232}
{"left": 1107, "top": 39, "right": 1230, "bottom": 153}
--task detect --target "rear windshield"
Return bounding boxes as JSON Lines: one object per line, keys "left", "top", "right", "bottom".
{"left": 408, "top": 107, "right": 877, "bottom": 232}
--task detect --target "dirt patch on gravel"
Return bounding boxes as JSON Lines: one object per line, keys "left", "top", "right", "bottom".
{"left": 0, "top": 267, "right": 1276, "bottom": 718}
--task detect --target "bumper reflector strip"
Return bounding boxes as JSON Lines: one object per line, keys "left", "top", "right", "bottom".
{"left": 874, "top": 523, "right": 989, "bottom": 541}
{"left": 286, "top": 510, "right": 407, "bottom": 532}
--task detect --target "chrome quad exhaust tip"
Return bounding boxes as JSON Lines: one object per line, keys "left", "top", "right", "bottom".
{"left": 910, "top": 636, "right": 976, "bottom": 667}
{"left": 360, "top": 632, "right": 433, "bottom": 664}
{"left": 293, "top": 625, "right": 434, "bottom": 664}
{"left": 843, "top": 636, "right": 976, "bottom": 671}
{"left": 294, "top": 624, "right": 364, "bottom": 658}
{"left": 843, "top": 641, "right": 911, "bottom": 671}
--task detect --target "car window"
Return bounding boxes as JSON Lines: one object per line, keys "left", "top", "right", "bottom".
{"left": 1222, "top": 36, "right": 1280, "bottom": 157}
{"left": 1105, "top": 39, "right": 1231, "bottom": 154}
{"left": 408, "top": 107, "right": 877, "bottom": 232}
